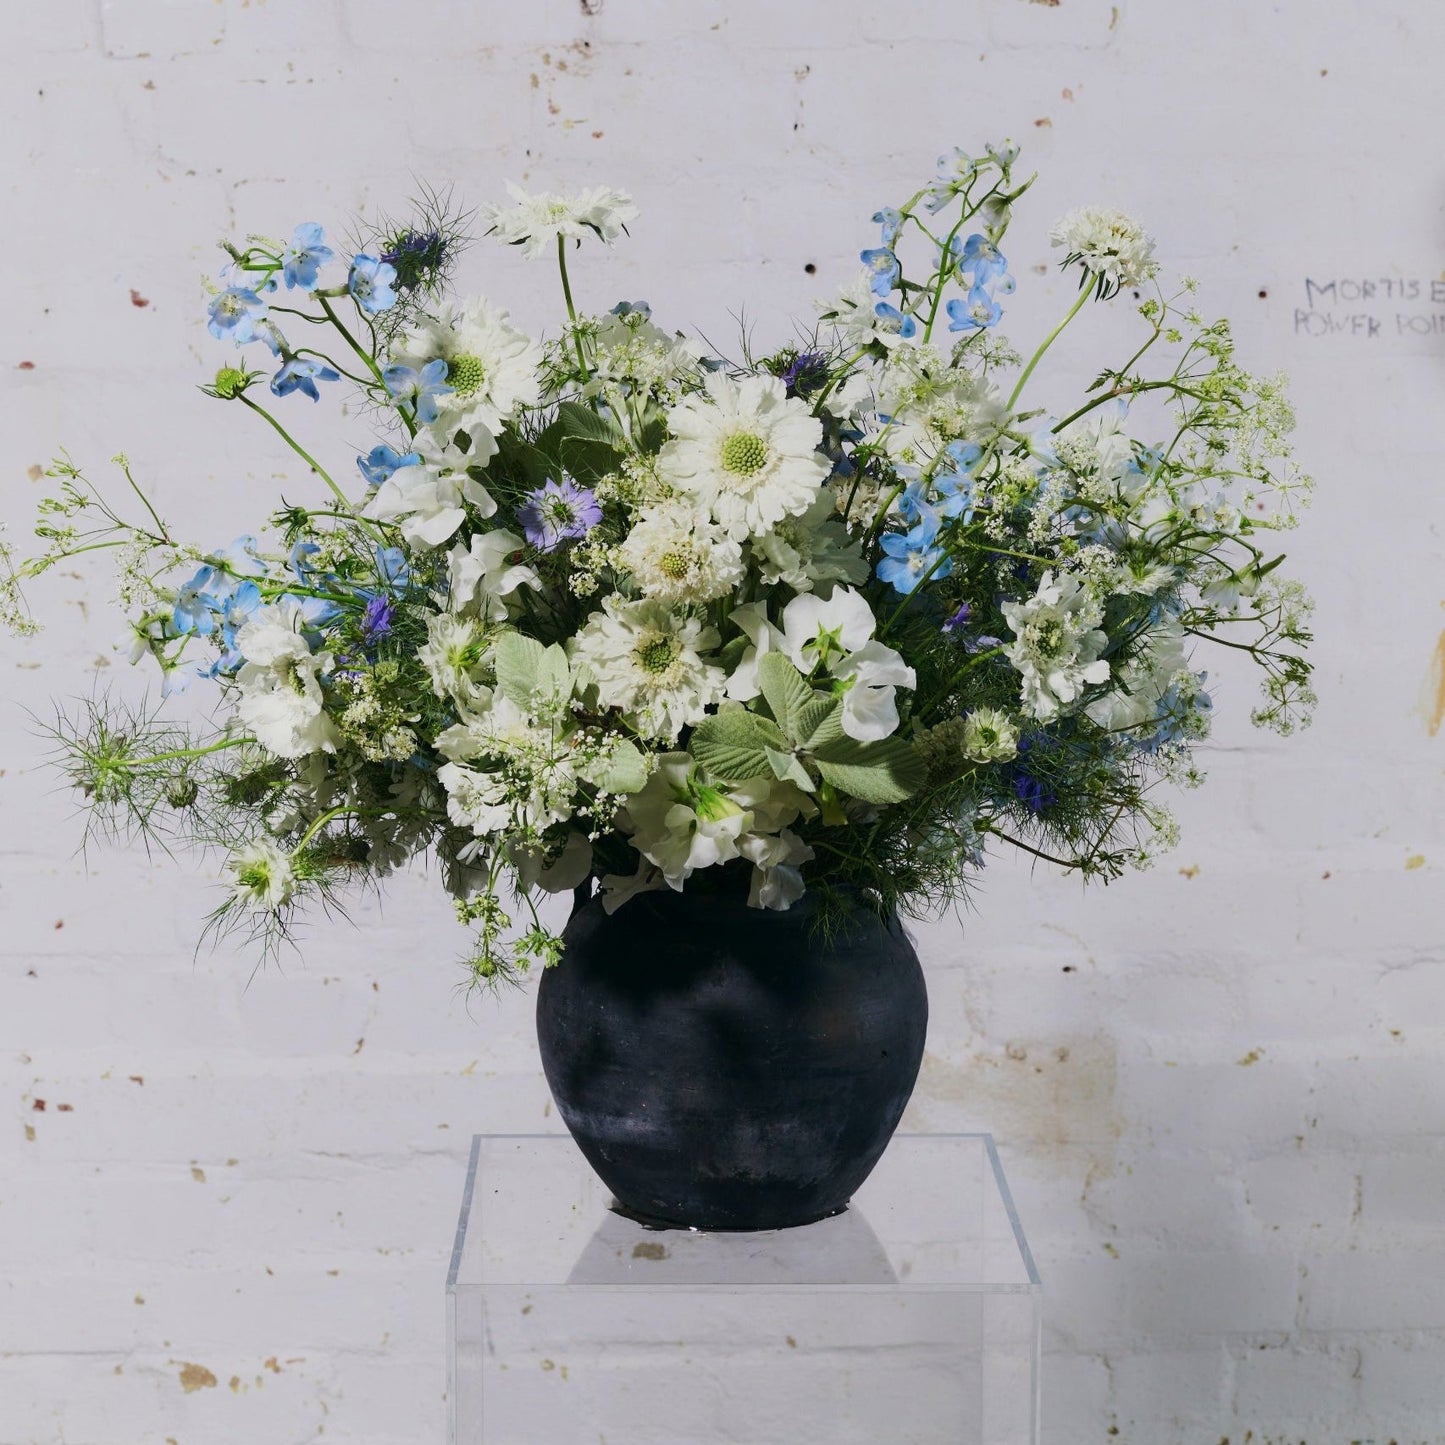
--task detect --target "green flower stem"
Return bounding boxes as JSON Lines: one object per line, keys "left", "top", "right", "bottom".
{"left": 556, "top": 234, "right": 589, "bottom": 376}
{"left": 294, "top": 346, "right": 373, "bottom": 388}
{"left": 292, "top": 804, "right": 358, "bottom": 855}
{"left": 238, "top": 395, "right": 376, "bottom": 535}
{"left": 810, "top": 346, "right": 871, "bottom": 419}
{"left": 113, "top": 455, "right": 172, "bottom": 545}
{"left": 920, "top": 181, "right": 1002, "bottom": 344}
{"left": 1006, "top": 286, "right": 1091, "bottom": 413}
{"left": 921, "top": 646, "right": 1006, "bottom": 714}
{"left": 86, "top": 735, "right": 248, "bottom": 770}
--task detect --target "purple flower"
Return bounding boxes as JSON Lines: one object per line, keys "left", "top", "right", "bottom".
{"left": 360, "top": 594, "right": 395, "bottom": 643}
{"left": 780, "top": 349, "right": 830, "bottom": 399}
{"left": 517, "top": 477, "right": 602, "bottom": 553}
{"left": 941, "top": 602, "right": 972, "bottom": 633}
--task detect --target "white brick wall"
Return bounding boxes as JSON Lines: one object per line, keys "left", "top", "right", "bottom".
{"left": 3, "top": 1, "right": 1443, "bottom": 1441}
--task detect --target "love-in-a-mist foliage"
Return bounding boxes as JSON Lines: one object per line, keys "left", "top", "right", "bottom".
{"left": 3, "top": 145, "right": 1314, "bottom": 981}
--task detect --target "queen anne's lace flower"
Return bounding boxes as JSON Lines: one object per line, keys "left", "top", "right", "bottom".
{"left": 658, "top": 372, "right": 831, "bottom": 542}
{"left": 571, "top": 596, "right": 726, "bottom": 742}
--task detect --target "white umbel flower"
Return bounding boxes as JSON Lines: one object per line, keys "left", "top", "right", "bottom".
{"left": 1049, "top": 206, "right": 1158, "bottom": 289}
{"left": 617, "top": 505, "right": 744, "bottom": 606}
{"left": 230, "top": 838, "right": 297, "bottom": 913}
{"left": 571, "top": 596, "right": 726, "bottom": 742}
{"left": 233, "top": 602, "right": 339, "bottom": 759}
{"left": 658, "top": 372, "right": 831, "bottom": 542}
{"left": 390, "top": 297, "right": 543, "bottom": 440}
{"left": 1000, "top": 570, "right": 1111, "bottom": 721}
{"left": 482, "top": 182, "right": 638, "bottom": 261}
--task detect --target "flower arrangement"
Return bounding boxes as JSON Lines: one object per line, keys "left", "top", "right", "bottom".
{"left": 2, "top": 143, "right": 1313, "bottom": 981}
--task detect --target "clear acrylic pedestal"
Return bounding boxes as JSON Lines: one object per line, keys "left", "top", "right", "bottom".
{"left": 447, "top": 1134, "right": 1041, "bottom": 1444}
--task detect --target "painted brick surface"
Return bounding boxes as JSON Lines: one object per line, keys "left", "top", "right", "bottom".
{"left": 2, "top": 2, "right": 1443, "bottom": 1441}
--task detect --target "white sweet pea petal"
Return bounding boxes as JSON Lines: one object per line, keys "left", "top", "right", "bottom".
{"left": 834, "top": 638, "right": 916, "bottom": 741}
{"left": 447, "top": 530, "right": 539, "bottom": 621}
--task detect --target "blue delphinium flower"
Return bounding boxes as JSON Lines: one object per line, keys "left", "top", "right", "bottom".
{"left": 872, "top": 301, "right": 917, "bottom": 340}
{"left": 943, "top": 440, "right": 983, "bottom": 474}
{"left": 349, "top": 254, "right": 399, "bottom": 315}
{"left": 357, "top": 445, "right": 423, "bottom": 486}
{"left": 877, "top": 514, "right": 953, "bottom": 594}
{"left": 207, "top": 286, "right": 269, "bottom": 344}
{"left": 517, "top": 477, "right": 603, "bottom": 552}
{"left": 271, "top": 357, "right": 340, "bottom": 402}
{"left": 172, "top": 565, "right": 222, "bottom": 636}
{"left": 382, "top": 359, "right": 452, "bottom": 425}
{"left": 280, "top": 223, "right": 334, "bottom": 291}
{"left": 374, "top": 545, "right": 411, "bottom": 591}
{"left": 897, "top": 480, "right": 935, "bottom": 527}
{"left": 946, "top": 286, "right": 1003, "bottom": 332}
{"left": 872, "top": 208, "right": 903, "bottom": 246}
{"left": 959, "top": 233, "right": 1009, "bottom": 286}
{"left": 936, "top": 472, "right": 977, "bottom": 522}
{"left": 860, "top": 247, "right": 901, "bottom": 298}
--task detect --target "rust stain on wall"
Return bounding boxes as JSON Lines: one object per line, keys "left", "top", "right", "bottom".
{"left": 1420, "top": 621, "right": 1445, "bottom": 735}
{"left": 177, "top": 1361, "right": 217, "bottom": 1392}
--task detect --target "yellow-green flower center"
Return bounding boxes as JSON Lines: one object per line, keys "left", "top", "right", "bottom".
{"left": 447, "top": 353, "right": 487, "bottom": 398}
{"left": 637, "top": 637, "right": 678, "bottom": 675}
{"left": 720, "top": 431, "right": 769, "bottom": 477}
{"left": 659, "top": 549, "right": 691, "bottom": 581}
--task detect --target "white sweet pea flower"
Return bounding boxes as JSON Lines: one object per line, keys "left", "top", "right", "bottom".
{"left": 232, "top": 601, "right": 339, "bottom": 759}
{"left": 621, "top": 753, "right": 752, "bottom": 888}
{"left": 598, "top": 855, "right": 667, "bottom": 914}
{"left": 833, "top": 638, "right": 915, "bottom": 742}
{"left": 362, "top": 462, "right": 497, "bottom": 550}
{"left": 739, "top": 827, "right": 814, "bottom": 910}
{"left": 446, "top": 530, "right": 540, "bottom": 621}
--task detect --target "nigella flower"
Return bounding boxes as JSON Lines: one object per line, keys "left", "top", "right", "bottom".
{"left": 360, "top": 593, "right": 396, "bottom": 644}
{"left": 946, "top": 286, "right": 1003, "bottom": 332}
{"left": 348, "top": 254, "right": 399, "bottom": 315}
{"left": 876, "top": 513, "right": 953, "bottom": 595}
{"left": 872, "top": 301, "right": 917, "bottom": 341}
{"left": 380, "top": 228, "right": 451, "bottom": 293}
{"left": 382, "top": 359, "right": 452, "bottom": 425}
{"left": 207, "top": 286, "right": 269, "bottom": 344}
{"left": 779, "top": 349, "right": 830, "bottom": 400}
{"left": 860, "top": 247, "right": 901, "bottom": 298}
{"left": 517, "top": 477, "right": 603, "bottom": 552}
{"left": 872, "top": 208, "right": 903, "bottom": 246}
{"left": 271, "top": 357, "right": 340, "bottom": 402}
{"left": 280, "top": 223, "right": 334, "bottom": 291}
{"left": 941, "top": 601, "right": 972, "bottom": 633}
{"left": 357, "top": 444, "right": 423, "bottom": 486}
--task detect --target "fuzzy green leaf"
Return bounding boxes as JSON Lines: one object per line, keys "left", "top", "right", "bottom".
{"left": 764, "top": 745, "right": 816, "bottom": 792}
{"left": 793, "top": 696, "right": 845, "bottom": 751}
{"left": 812, "top": 733, "right": 926, "bottom": 804}
{"left": 585, "top": 739, "right": 649, "bottom": 796}
{"left": 757, "top": 652, "right": 817, "bottom": 736}
{"left": 494, "top": 632, "right": 571, "bottom": 713}
{"left": 690, "top": 707, "right": 776, "bottom": 784}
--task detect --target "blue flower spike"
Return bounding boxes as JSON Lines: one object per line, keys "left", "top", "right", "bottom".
{"left": 946, "top": 286, "right": 1003, "bottom": 332}
{"left": 271, "top": 357, "right": 341, "bottom": 402}
{"left": 281, "top": 223, "right": 334, "bottom": 292}
{"left": 349, "top": 254, "right": 399, "bottom": 315}
{"left": 860, "top": 247, "right": 901, "bottom": 298}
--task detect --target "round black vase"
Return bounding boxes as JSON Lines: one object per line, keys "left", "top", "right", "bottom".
{"left": 536, "top": 883, "right": 928, "bottom": 1231}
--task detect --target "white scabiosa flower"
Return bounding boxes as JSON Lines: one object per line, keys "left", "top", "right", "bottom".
{"left": 417, "top": 612, "right": 494, "bottom": 715}
{"left": 1049, "top": 206, "right": 1158, "bottom": 290}
{"left": 482, "top": 182, "right": 639, "bottom": 260}
{"left": 362, "top": 462, "right": 497, "bottom": 551}
{"left": 436, "top": 761, "right": 512, "bottom": 836}
{"left": 233, "top": 602, "right": 339, "bottom": 759}
{"left": 658, "top": 372, "right": 831, "bottom": 542}
{"left": 230, "top": 838, "right": 297, "bottom": 913}
{"left": 1000, "top": 570, "right": 1111, "bottom": 721}
{"left": 571, "top": 596, "right": 726, "bottom": 742}
{"left": 961, "top": 707, "right": 1020, "bottom": 763}
{"left": 390, "top": 297, "right": 543, "bottom": 440}
{"left": 616, "top": 505, "right": 744, "bottom": 606}
{"left": 751, "top": 491, "right": 869, "bottom": 595}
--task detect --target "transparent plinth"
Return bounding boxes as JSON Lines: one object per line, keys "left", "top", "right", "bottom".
{"left": 447, "top": 1134, "right": 1041, "bottom": 1445}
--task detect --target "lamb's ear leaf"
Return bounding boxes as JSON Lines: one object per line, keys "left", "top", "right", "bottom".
{"left": 812, "top": 734, "right": 926, "bottom": 804}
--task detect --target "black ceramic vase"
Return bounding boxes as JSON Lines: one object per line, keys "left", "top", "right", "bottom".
{"left": 536, "top": 880, "right": 928, "bottom": 1231}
